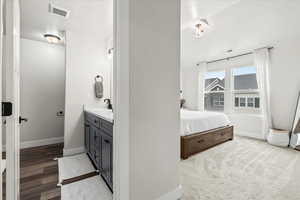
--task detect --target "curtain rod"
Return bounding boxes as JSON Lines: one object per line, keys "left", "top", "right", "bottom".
{"left": 202, "top": 46, "right": 274, "bottom": 65}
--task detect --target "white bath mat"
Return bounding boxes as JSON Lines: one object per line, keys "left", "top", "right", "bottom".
{"left": 58, "top": 153, "right": 96, "bottom": 183}
{"left": 61, "top": 176, "right": 112, "bottom": 200}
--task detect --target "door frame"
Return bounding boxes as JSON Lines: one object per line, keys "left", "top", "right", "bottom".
{"left": 0, "top": 0, "right": 3, "bottom": 198}
{"left": 113, "top": 0, "right": 130, "bottom": 199}
{"left": 5, "top": 0, "right": 21, "bottom": 199}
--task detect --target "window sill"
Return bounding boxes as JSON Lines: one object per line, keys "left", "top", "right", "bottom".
{"left": 229, "top": 112, "right": 264, "bottom": 118}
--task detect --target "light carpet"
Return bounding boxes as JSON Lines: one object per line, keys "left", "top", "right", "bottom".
{"left": 58, "top": 153, "right": 95, "bottom": 183}
{"left": 180, "top": 136, "right": 300, "bottom": 200}
{"left": 61, "top": 176, "right": 112, "bottom": 200}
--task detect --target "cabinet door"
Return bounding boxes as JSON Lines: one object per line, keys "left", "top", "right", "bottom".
{"left": 84, "top": 123, "right": 91, "bottom": 153}
{"left": 101, "top": 133, "right": 113, "bottom": 188}
{"left": 94, "top": 128, "right": 102, "bottom": 170}
{"left": 89, "top": 126, "right": 95, "bottom": 152}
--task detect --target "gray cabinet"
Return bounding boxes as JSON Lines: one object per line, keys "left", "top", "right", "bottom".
{"left": 84, "top": 123, "right": 91, "bottom": 153}
{"left": 101, "top": 133, "right": 113, "bottom": 186}
{"left": 84, "top": 112, "right": 113, "bottom": 191}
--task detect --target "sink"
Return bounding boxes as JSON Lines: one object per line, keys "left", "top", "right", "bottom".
{"left": 84, "top": 107, "right": 114, "bottom": 123}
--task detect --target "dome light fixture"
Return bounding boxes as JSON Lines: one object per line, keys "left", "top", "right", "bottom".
{"left": 44, "top": 34, "right": 61, "bottom": 44}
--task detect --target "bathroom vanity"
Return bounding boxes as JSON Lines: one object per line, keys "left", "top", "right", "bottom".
{"left": 84, "top": 108, "right": 113, "bottom": 191}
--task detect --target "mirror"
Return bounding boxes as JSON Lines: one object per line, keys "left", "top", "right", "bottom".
{"left": 291, "top": 92, "right": 300, "bottom": 150}
{"left": 292, "top": 92, "right": 300, "bottom": 134}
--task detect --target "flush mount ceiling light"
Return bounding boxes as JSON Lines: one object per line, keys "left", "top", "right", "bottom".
{"left": 44, "top": 34, "right": 61, "bottom": 44}
{"left": 194, "top": 19, "right": 210, "bottom": 38}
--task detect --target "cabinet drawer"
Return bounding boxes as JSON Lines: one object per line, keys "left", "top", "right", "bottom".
{"left": 188, "top": 134, "right": 213, "bottom": 154}
{"left": 99, "top": 119, "right": 113, "bottom": 136}
{"left": 85, "top": 113, "right": 101, "bottom": 128}
{"left": 85, "top": 112, "right": 93, "bottom": 122}
{"left": 214, "top": 129, "right": 232, "bottom": 143}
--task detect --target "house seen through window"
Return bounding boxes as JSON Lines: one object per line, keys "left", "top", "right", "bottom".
{"left": 204, "top": 71, "right": 225, "bottom": 111}
{"left": 233, "top": 66, "right": 260, "bottom": 109}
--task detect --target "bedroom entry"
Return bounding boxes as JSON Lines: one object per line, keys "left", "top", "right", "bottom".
{"left": 180, "top": 1, "right": 300, "bottom": 200}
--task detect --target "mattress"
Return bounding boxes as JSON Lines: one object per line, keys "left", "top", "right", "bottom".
{"left": 180, "top": 109, "right": 231, "bottom": 136}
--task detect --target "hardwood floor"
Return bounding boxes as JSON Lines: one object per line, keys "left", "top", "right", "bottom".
{"left": 3, "top": 143, "right": 63, "bottom": 200}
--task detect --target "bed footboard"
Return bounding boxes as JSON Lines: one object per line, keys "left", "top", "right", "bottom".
{"left": 181, "top": 126, "right": 233, "bottom": 160}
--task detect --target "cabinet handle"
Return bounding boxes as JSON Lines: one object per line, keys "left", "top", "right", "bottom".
{"left": 197, "top": 139, "right": 204, "bottom": 143}
{"left": 104, "top": 139, "right": 110, "bottom": 143}
{"left": 94, "top": 120, "right": 98, "bottom": 124}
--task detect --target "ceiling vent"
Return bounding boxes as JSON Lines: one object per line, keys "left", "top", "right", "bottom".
{"left": 49, "top": 3, "right": 70, "bottom": 18}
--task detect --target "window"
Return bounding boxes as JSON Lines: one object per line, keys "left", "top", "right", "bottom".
{"left": 200, "top": 65, "right": 261, "bottom": 113}
{"left": 232, "top": 66, "right": 260, "bottom": 110}
{"left": 240, "top": 97, "right": 246, "bottom": 107}
{"left": 234, "top": 96, "right": 260, "bottom": 108}
{"left": 255, "top": 97, "right": 260, "bottom": 108}
{"left": 204, "top": 71, "right": 225, "bottom": 111}
{"left": 247, "top": 97, "right": 254, "bottom": 107}
{"left": 214, "top": 96, "right": 224, "bottom": 106}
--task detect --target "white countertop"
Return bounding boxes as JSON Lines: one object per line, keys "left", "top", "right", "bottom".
{"left": 84, "top": 107, "right": 114, "bottom": 123}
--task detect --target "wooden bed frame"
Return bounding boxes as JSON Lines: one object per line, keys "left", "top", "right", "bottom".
{"left": 181, "top": 125, "right": 234, "bottom": 160}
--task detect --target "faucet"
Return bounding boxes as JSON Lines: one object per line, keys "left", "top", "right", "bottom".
{"left": 104, "top": 99, "right": 113, "bottom": 110}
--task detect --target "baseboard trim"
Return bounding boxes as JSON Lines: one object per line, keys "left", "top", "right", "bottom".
{"left": 63, "top": 146, "right": 85, "bottom": 156}
{"left": 235, "top": 130, "right": 265, "bottom": 140}
{"left": 156, "top": 185, "right": 183, "bottom": 200}
{"left": 3, "top": 137, "right": 64, "bottom": 151}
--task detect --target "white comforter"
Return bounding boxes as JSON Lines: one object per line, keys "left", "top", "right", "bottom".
{"left": 180, "top": 109, "right": 231, "bottom": 136}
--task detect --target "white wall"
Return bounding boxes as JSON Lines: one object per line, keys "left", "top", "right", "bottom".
{"left": 20, "top": 38, "right": 65, "bottom": 144}
{"left": 64, "top": 31, "right": 111, "bottom": 152}
{"left": 115, "top": 0, "right": 181, "bottom": 199}
{"left": 181, "top": 67, "right": 200, "bottom": 110}
{"left": 2, "top": 36, "right": 6, "bottom": 145}
{"left": 181, "top": 35, "right": 300, "bottom": 136}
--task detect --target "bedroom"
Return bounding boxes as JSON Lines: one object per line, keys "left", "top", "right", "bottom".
{"left": 180, "top": 0, "right": 300, "bottom": 199}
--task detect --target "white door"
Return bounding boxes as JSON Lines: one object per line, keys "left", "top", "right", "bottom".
{"left": 5, "top": 0, "right": 21, "bottom": 199}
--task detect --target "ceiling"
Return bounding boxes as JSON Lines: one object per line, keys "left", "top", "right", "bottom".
{"left": 21, "top": 0, "right": 300, "bottom": 66}
{"left": 21, "top": 0, "right": 113, "bottom": 44}
{"left": 181, "top": 0, "right": 300, "bottom": 68}
{"left": 181, "top": 0, "right": 241, "bottom": 30}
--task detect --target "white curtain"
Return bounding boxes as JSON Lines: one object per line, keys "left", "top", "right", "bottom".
{"left": 197, "top": 62, "right": 207, "bottom": 111}
{"left": 254, "top": 48, "right": 272, "bottom": 139}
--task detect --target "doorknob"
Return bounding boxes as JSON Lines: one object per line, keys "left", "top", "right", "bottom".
{"left": 19, "top": 116, "right": 28, "bottom": 124}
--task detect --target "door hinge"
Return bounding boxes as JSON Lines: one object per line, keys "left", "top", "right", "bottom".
{"left": 2, "top": 102, "right": 13, "bottom": 117}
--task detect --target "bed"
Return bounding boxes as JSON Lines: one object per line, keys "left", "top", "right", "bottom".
{"left": 180, "top": 109, "right": 233, "bottom": 159}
